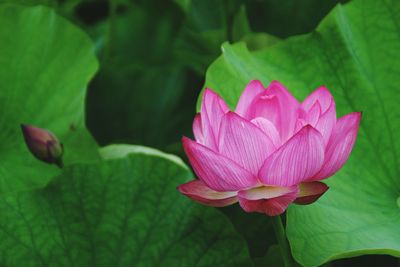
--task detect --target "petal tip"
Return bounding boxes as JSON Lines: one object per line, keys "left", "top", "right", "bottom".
{"left": 270, "top": 79, "right": 282, "bottom": 85}
{"left": 202, "top": 88, "right": 217, "bottom": 101}
{"left": 302, "top": 124, "right": 319, "bottom": 133}
{"left": 176, "top": 182, "right": 192, "bottom": 195}
{"left": 316, "top": 85, "right": 330, "bottom": 93}
{"left": 203, "top": 88, "right": 214, "bottom": 94}
{"left": 224, "top": 111, "right": 241, "bottom": 121}
{"left": 248, "top": 79, "right": 264, "bottom": 87}
{"left": 294, "top": 182, "right": 329, "bottom": 205}
{"left": 181, "top": 136, "right": 196, "bottom": 150}
{"left": 181, "top": 136, "right": 191, "bottom": 143}
{"left": 269, "top": 80, "right": 286, "bottom": 89}
{"left": 203, "top": 88, "right": 221, "bottom": 98}
{"left": 346, "top": 111, "right": 362, "bottom": 125}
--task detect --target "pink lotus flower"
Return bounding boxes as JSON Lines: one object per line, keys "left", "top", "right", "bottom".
{"left": 178, "top": 80, "right": 361, "bottom": 216}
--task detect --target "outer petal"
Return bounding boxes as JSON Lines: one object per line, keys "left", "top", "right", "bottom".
{"left": 218, "top": 112, "right": 276, "bottom": 175}
{"left": 251, "top": 117, "right": 281, "bottom": 147}
{"left": 311, "top": 112, "right": 361, "bottom": 180}
{"left": 192, "top": 114, "right": 204, "bottom": 144}
{"left": 177, "top": 179, "right": 238, "bottom": 207}
{"left": 238, "top": 185, "right": 298, "bottom": 200}
{"left": 200, "top": 89, "right": 230, "bottom": 150}
{"left": 235, "top": 80, "right": 265, "bottom": 116}
{"left": 294, "top": 181, "right": 329, "bottom": 205}
{"left": 238, "top": 189, "right": 298, "bottom": 216}
{"left": 259, "top": 125, "right": 325, "bottom": 186}
{"left": 183, "top": 137, "right": 257, "bottom": 191}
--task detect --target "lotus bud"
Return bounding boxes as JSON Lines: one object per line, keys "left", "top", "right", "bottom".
{"left": 20, "top": 124, "right": 64, "bottom": 168}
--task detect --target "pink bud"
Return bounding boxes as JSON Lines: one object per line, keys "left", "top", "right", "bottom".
{"left": 20, "top": 124, "right": 64, "bottom": 168}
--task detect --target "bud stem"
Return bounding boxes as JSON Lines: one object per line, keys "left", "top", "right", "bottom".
{"left": 272, "top": 215, "right": 297, "bottom": 267}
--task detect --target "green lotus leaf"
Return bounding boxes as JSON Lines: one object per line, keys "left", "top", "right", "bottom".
{"left": 0, "top": 145, "right": 252, "bottom": 266}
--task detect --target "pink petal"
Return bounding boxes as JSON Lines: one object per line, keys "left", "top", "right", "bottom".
{"left": 235, "top": 80, "right": 265, "bottom": 117}
{"left": 238, "top": 189, "right": 298, "bottom": 216}
{"left": 182, "top": 137, "right": 257, "bottom": 191}
{"left": 245, "top": 93, "right": 280, "bottom": 126}
{"left": 238, "top": 185, "right": 298, "bottom": 200}
{"left": 251, "top": 117, "right": 281, "bottom": 147}
{"left": 200, "top": 89, "right": 230, "bottom": 150}
{"left": 218, "top": 112, "right": 276, "bottom": 175}
{"left": 266, "top": 81, "right": 300, "bottom": 142}
{"left": 300, "top": 86, "right": 337, "bottom": 144}
{"left": 237, "top": 81, "right": 300, "bottom": 142}
{"left": 311, "top": 112, "right": 361, "bottom": 180}
{"left": 294, "top": 181, "right": 329, "bottom": 205}
{"left": 297, "top": 102, "right": 336, "bottom": 145}
{"left": 301, "top": 101, "right": 322, "bottom": 128}
{"left": 314, "top": 101, "right": 336, "bottom": 144}
{"left": 177, "top": 179, "right": 238, "bottom": 207}
{"left": 302, "top": 86, "right": 334, "bottom": 113}
{"left": 259, "top": 125, "right": 325, "bottom": 186}
{"left": 301, "top": 86, "right": 336, "bottom": 144}
{"left": 295, "top": 118, "right": 307, "bottom": 133}
{"left": 192, "top": 114, "right": 204, "bottom": 144}
{"left": 295, "top": 102, "right": 322, "bottom": 134}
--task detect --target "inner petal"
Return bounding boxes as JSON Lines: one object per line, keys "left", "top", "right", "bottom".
{"left": 251, "top": 117, "right": 281, "bottom": 147}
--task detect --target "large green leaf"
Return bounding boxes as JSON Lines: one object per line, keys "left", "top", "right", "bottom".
{"left": 202, "top": 0, "right": 400, "bottom": 266}
{"left": 0, "top": 145, "right": 252, "bottom": 266}
{"left": 0, "top": 4, "right": 98, "bottom": 194}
